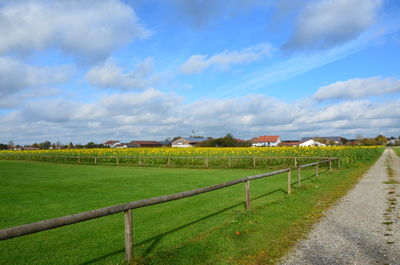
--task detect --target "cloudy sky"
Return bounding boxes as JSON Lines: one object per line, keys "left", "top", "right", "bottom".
{"left": 1, "top": 0, "right": 399, "bottom": 145}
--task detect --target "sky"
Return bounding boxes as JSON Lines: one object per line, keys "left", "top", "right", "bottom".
{"left": 0, "top": 0, "right": 400, "bottom": 145}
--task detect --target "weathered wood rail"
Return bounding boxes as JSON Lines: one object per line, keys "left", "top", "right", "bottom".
{"left": 0, "top": 157, "right": 338, "bottom": 262}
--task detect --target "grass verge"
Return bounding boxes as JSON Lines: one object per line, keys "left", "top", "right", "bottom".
{"left": 0, "top": 156, "right": 380, "bottom": 265}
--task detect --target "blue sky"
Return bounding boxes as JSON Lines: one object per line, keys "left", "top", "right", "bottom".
{"left": 0, "top": 0, "right": 399, "bottom": 145}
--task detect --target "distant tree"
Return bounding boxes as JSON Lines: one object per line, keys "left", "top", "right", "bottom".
{"left": 86, "top": 142, "right": 98, "bottom": 148}
{"left": 0, "top": 143, "right": 8, "bottom": 150}
{"left": 68, "top": 142, "right": 74, "bottom": 149}
{"left": 8, "top": 140, "right": 14, "bottom": 147}
{"left": 199, "top": 134, "right": 250, "bottom": 147}
{"left": 361, "top": 138, "right": 377, "bottom": 146}
{"left": 32, "top": 143, "right": 39, "bottom": 148}
{"left": 172, "top": 136, "right": 182, "bottom": 142}
{"left": 375, "top": 135, "right": 387, "bottom": 145}
{"left": 39, "top": 141, "right": 51, "bottom": 149}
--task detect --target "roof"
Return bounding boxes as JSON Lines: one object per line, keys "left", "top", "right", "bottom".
{"left": 186, "top": 137, "right": 207, "bottom": 143}
{"left": 104, "top": 140, "right": 119, "bottom": 145}
{"left": 300, "top": 136, "right": 345, "bottom": 142}
{"left": 251, "top": 135, "right": 280, "bottom": 143}
{"left": 129, "top": 141, "right": 161, "bottom": 145}
{"left": 280, "top": 141, "right": 300, "bottom": 146}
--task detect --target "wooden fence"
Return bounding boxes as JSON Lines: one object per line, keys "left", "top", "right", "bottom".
{"left": 0, "top": 157, "right": 338, "bottom": 262}
{"left": 0, "top": 153, "right": 340, "bottom": 168}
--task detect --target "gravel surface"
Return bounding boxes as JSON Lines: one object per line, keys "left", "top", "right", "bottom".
{"left": 279, "top": 149, "right": 400, "bottom": 265}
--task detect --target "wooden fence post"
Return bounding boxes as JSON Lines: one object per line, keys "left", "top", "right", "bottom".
{"left": 294, "top": 157, "right": 297, "bottom": 167}
{"left": 116, "top": 157, "right": 119, "bottom": 165}
{"left": 124, "top": 209, "right": 133, "bottom": 263}
{"left": 205, "top": 157, "right": 209, "bottom": 168}
{"left": 329, "top": 160, "right": 332, "bottom": 174}
{"left": 253, "top": 157, "right": 256, "bottom": 167}
{"left": 94, "top": 157, "right": 97, "bottom": 165}
{"left": 139, "top": 158, "right": 142, "bottom": 166}
{"left": 287, "top": 170, "right": 291, "bottom": 195}
{"left": 338, "top": 158, "right": 341, "bottom": 168}
{"left": 228, "top": 157, "right": 231, "bottom": 168}
{"left": 297, "top": 167, "right": 301, "bottom": 188}
{"left": 168, "top": 157, "right": 171, "bottom": 167}
{"left": 315, "top": 164, "right": 319, "bottom": 177}
{"left": 245, "top": 180, "right": 250, "bottom": 209}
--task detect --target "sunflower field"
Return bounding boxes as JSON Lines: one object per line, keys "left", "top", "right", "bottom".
{"left": 0, "top": 146, "right": 383, "bottom": 168}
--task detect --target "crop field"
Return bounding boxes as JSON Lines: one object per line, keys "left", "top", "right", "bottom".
{"left": 0, "top": 146, "right": 383, "bottom": 168}
{"left": 0, "top": 147, "right": 383, "bottom": 265}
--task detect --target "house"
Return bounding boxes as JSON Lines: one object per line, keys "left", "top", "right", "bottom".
{"left": 104, "top": 140, "right": 121, "bottom": 148}
{"left": 159, "top": 141, "right": 172, "bottom": 147}
{"left": 171, "top": 137, "right": 207, "bottom": 147}
{"left": 299, "top": 139, "right": 326, "bottom": 147}
{"left": 250, "top": 135, "right": 281, "bottom": 147}
{"left": 114, "top": 143, "right": 127, "bottom": 148}
{"left": 300, "top": 136, "right": 347, "bottom": 145}
{"left": 280, "top": 140, "right": 300, "bottom": 147}
{"left": 127, "top": 141, "right": 162, "bottom": 148}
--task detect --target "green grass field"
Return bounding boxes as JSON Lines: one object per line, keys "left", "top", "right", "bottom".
{"left": 0, "top": 156, "right": 379, "bottom": 265}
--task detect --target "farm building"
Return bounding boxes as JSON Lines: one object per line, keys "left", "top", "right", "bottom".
{"left": 250, "top": 135, "right": 281, "bottom": 147}
{"left": 171, "top": 137, "right": 207, "bottom": 147}
{"left": 299, "top": 139, "right": 326, "bottom": 147}
{"left": 104, "top": 140, "right": 121, "bottom": 148}
{"left": 127, "top": 141, "right": 162, "bottom": 148}
{"left": 280, "top": 140, "right": 300, "bottom": 147}
{"left": 300, "top": 136, "right": 347, "bottom": 145}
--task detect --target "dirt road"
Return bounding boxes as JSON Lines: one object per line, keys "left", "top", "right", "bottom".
{"left": 279, "top": 149, "right": 400, "bottom": 265}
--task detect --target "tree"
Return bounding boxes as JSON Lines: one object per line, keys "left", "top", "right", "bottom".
{"left": 199, "top": 134, "right": 250, "bottom": 147}
{"left": 171, "top": 136, "right": 182, "bottom": 142}
{"left": 39, "top": 141, "right": 51, "bottom": 149}
{"left": 86, "top": 142, "right": 98, "bottom": 148}
{"left": 375, "top": 135, "right": 387, "bottom": 145}
{"left": 0, "top": 143, "right": 8, "bottom": 150}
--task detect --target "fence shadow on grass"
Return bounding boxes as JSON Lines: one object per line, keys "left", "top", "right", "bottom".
{"left": 79, "top": 187, "right": 287, "bottom": 265}
{"left": 291, "top": 168, "right": 330, "bottom": 190}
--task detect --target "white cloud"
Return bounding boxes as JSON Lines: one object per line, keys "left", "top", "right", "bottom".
{"left": 0, "top": 0, "right": 150, "bottom": 61}
{"left": 180, "top": 43, "right": 273, "bottom": 74}
{"left": 314, "top": 76, "right": 400, "bottom": 100}
{"left": 285, "top": 0, "right": 382, "bottom": 50}
{"left": 86, "top": 57, "right": 157, "bottom": 90}
{"left": 0, "top": 57, "right": 72, "bottom": 107}
{"left": 1, "top": 89, "right": 399, "bottom": 144}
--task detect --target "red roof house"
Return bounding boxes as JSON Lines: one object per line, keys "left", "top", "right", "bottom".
{"left": 250, "top": 135, "right": 281, "bottom": 147}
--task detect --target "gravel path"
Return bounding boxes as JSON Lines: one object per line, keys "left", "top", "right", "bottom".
{"left": 279, "top": 149, "right": 400, "bottom": 265}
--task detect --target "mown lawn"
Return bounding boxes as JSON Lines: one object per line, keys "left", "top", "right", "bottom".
{"left": 0, "top": 155, "right": 380, "bottom": 265}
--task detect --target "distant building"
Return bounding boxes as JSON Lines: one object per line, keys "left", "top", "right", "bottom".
{"left": 300, "top": 136, "right": 347, "bottom": 145}
{"left": 113, "top": 143, "right": 127, "bottom": 148}
{"left": 280, "top": 140, "right": 300, "bottom": 147}
{"left": 127, "top": 141, "right": 162, "bottom": 148}
{"left": 299, "top": 139, "right": 326, "bottom": 147}
{"left": 159, "top": 141, "right": 172, "bottom": 147}
{"left": 250, "top": 135, "right": 281, "bottom": 147}
{"left": 104, "top": 140, "right": 121, "bottom": 148}
{"left": 171, "top": 137, "right": 207, "bottom": 147}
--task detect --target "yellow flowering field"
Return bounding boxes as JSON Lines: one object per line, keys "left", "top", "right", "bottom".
{"left": 0, "top": 146, "right": 383, "bottom": 168}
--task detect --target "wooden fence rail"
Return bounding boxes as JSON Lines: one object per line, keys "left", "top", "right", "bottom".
{"left": 0, "top": 157, "right": 338, "bottom": 262}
